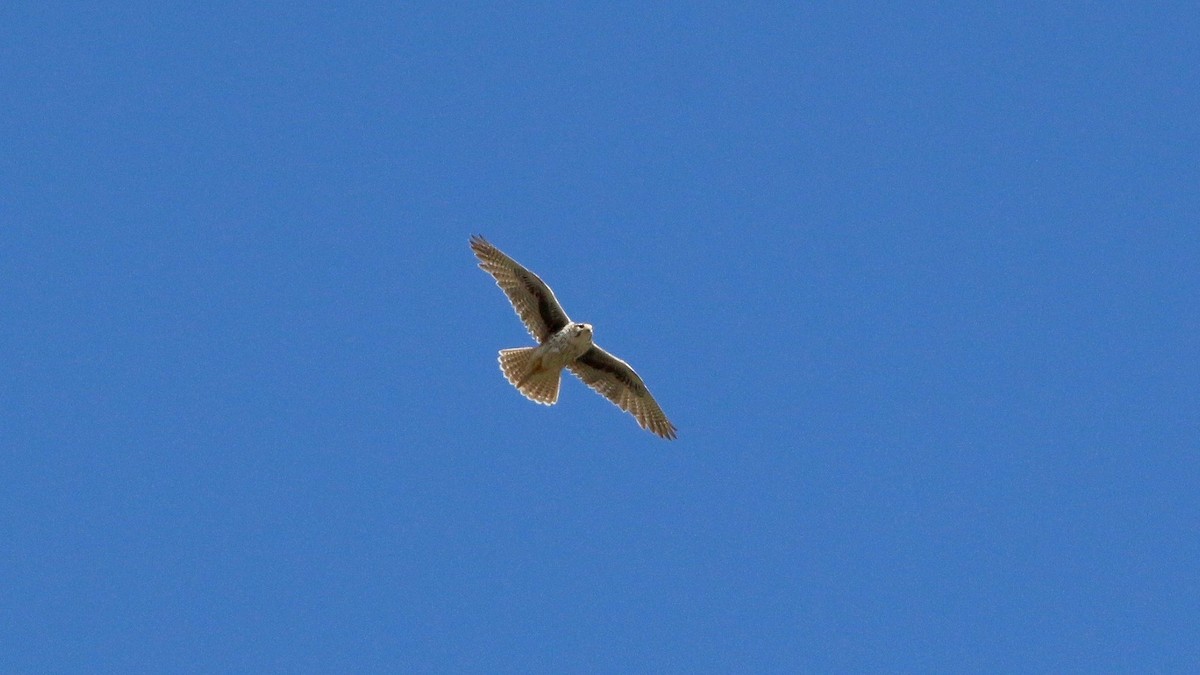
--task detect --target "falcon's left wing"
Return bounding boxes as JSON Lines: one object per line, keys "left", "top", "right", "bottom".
{"left": 569, "top": 346, "right": 677, "bottom": 440}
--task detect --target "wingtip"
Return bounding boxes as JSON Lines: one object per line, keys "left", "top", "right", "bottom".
{"left": 470, "top": 234, "right": 490, "bottom": 262}
{"left": 643, "top": 417, "right": 678, "bottom": 440}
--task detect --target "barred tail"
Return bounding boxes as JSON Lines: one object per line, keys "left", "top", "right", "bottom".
{"left": 498, "top": 347, "right": 561, "bottom": 405}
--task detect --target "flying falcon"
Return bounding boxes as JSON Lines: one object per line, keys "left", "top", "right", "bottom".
{"left": 470, "top": 235, "right": 677, "bottom": 440}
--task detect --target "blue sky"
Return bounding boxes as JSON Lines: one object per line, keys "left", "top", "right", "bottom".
{"left": 3, "top": 2, "right": 1198, "bottom": 671}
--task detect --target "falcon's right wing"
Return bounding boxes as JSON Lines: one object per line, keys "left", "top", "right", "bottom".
{"left": 470, "top": 236, "right": 571, "bottom": 342}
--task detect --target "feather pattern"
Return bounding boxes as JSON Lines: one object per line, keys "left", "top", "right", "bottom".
{"left": 470, "top": 235, "right": 570, "bottom": 342}
{"left": 569, "top": 347, "right": 677, "bottom": 440}
{"left": 472, "top": 236, "right": 677, "bottom": 440}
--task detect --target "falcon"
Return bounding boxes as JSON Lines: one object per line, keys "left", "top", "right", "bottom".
{"left": 470, "top": 235, "right": 677, "bottom": 440}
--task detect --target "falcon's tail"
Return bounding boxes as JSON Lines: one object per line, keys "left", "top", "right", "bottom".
{"left": 498, "top": 347, "right": 560, "bottom": 405}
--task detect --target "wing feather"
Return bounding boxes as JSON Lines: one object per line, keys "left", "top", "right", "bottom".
{"left": 569, "top": 346, "right": 677, "bottom": 440}
{"left": 470, "top": 236, "right": 571, "bottom": 342}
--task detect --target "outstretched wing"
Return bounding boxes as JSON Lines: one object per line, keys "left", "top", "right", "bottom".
{"left": 569, "top": 346, "right": 677, "bottom": 440}
{"left": 470, "top": 235, "right": 571, "bottom": 342}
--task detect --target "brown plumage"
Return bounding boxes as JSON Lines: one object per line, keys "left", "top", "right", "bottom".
{"left": 471, "top": 236, "right": 677, "bottom": 440}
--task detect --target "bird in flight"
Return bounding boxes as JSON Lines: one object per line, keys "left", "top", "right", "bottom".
{"left": 470, "top": 235, "right": 677, "bottom": 440}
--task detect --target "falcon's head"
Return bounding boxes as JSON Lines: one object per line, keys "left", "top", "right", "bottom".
{"left": 568, "top": 322, "right": 593, "bottom": 345}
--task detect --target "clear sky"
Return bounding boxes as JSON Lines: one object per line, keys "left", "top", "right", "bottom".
{"left": 4, "top": 3, "right": 1198, "bottom": 672}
